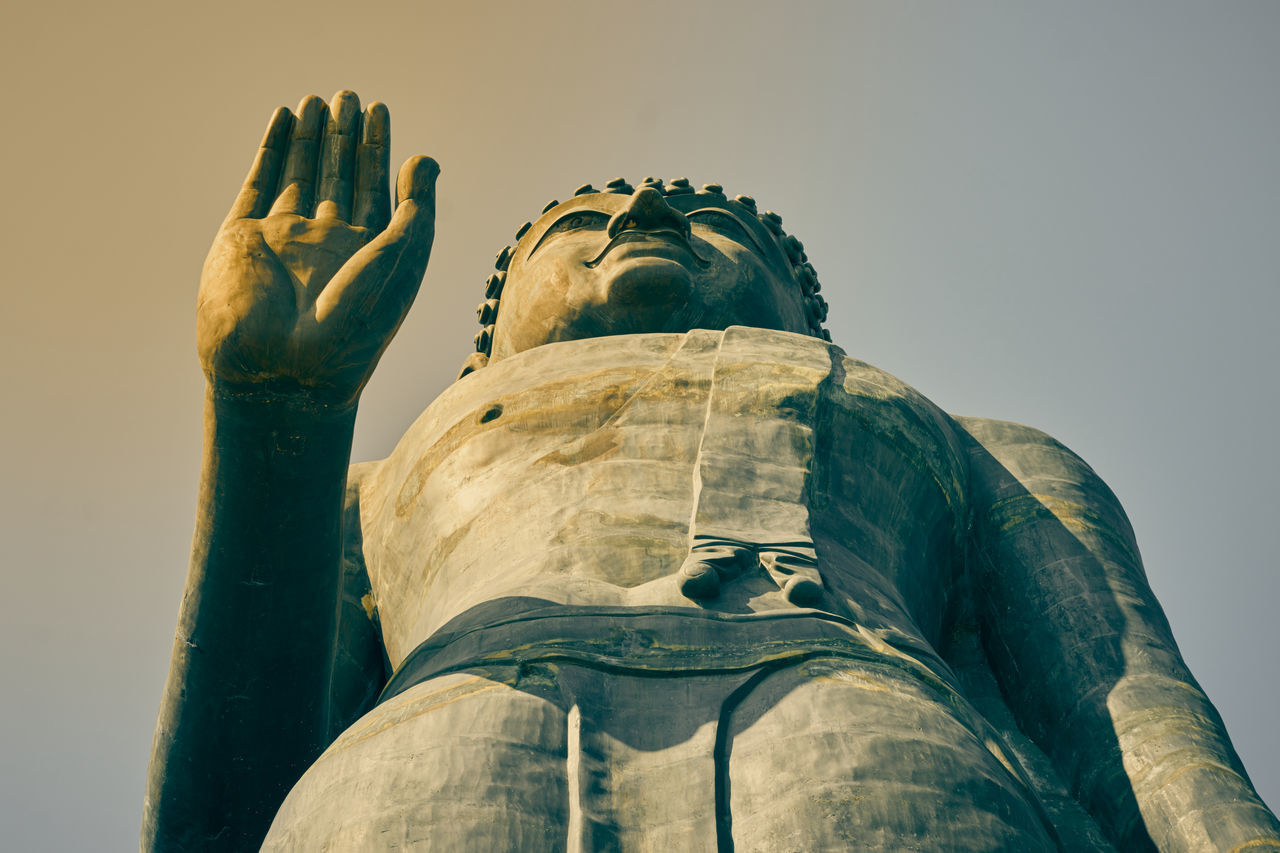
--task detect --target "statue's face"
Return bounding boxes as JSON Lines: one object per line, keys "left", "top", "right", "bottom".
{"left": 490, "top": 189, "right": 810, "bottom": 359}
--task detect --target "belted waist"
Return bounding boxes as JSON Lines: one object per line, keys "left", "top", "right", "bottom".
{"left": 378, "top": 601, "right": 954, "bottom": 704}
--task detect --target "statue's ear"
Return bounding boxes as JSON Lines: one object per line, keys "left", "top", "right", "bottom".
{"left": 457, "top": 352, "right": 489, "bottom": 380}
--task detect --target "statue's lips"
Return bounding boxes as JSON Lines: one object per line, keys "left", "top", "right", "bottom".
{"left": 583, "top": 229, "right": 710, "bottom": 269}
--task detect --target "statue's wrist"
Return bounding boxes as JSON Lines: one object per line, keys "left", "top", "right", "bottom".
{"left": 206, "top": 378, "right": 360, "bottom": 424}
{"left": 204, "top": 382, "right": 360, "bottom": 463}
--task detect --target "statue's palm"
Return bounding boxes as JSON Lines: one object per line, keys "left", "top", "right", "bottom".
{"left": 197, "top": 92, "right": 437, "bottom": 408}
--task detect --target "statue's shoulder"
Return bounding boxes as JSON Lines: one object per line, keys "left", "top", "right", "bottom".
{"left": 948, "top": 415, "right": 1096, "bottom": 478}
{"left": 341, "top": 459, "right": 381, "bottom": 558}
{"left": 950, "top": 415, "right": 1064, "bottom": 449}
{"left": 948, "top": 415, "right": 1131, "bottom": 531}
{"left": 345, "top": 460, "right": 379, "bottom": 509}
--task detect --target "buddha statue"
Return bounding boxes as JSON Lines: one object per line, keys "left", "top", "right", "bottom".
{"left": 144, "top": 92, "right": 1280, "bottom": 852}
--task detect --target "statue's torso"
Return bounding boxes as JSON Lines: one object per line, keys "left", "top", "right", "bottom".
{"left": 267, "top": 329, "right": 1075, "bottom": 851}
{"left": 357, "top": 328, "right": 969, "bottom": 671}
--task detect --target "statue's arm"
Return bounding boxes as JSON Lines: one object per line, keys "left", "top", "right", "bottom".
{"left": 142, "top": 93, "right": 436, "bottom": 851}
{"left": 143, "top": 388, "right": 359, "bottom": 851}
{"left": 955, "top": 415, "right": 1280, "bottom": 852}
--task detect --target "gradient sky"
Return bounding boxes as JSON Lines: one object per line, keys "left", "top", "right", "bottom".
{"left": 2, "top": 2, "right": 1276, "bottom": 847}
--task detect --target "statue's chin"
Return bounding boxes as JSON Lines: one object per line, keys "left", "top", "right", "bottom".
{"left": 601, "top": 258, "right": 695, "bottom": 316}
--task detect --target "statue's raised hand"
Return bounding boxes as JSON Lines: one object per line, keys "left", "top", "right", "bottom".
{"left": 198, "top": 91, "right": 438, "bottom": 409}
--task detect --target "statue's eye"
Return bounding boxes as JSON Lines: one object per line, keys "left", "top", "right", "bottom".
{"left": 545, "top": 211, "right": 609, "bottom": 237}
{"left": 526, "top": 210, "right": 611, "bottom": 258}
{"left": 688, "top": 210, "right": 752, "bottom": 244}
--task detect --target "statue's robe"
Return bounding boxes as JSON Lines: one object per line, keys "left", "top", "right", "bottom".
{"left": 263, "top": 327, "right": 1121, "bottom": 851}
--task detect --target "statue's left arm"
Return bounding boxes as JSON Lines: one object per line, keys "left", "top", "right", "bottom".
{"left": 955, "top": 416, "right": 1279, "bottom": 852}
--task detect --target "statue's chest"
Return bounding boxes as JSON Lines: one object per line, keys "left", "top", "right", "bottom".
{"left": 363, "top": 329, "right": 967, "bottom": 657}
{"left": 387, "top": 328, "right": 964, "bottom": 519}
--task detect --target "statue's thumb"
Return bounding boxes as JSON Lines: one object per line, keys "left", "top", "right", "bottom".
{"left": 381, "top": 155, "right": 439, "bottom": 259}
{"left": 395, "top": 155, "right": 440, "bottom": 211}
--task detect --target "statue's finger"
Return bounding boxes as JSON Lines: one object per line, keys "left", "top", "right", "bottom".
{"left": 677, "top": 560, "right": 721, "bottom": 600}
{"left": 760, "top": 550, "right": 824, "bottom": 606}
{"left": 268, "top": 95, "right": 325, "bottom": 217}
{"left": 224, "top": 106, "right": 292, "bottom": 222}
{"left": 352, "top": 103, "right": 391, "bottom": 231}
{"left": 315, "top": 90, "right": 360, "bottom": 221}
{"left": 314, "top": 156, "right": 438, "bottom": 330}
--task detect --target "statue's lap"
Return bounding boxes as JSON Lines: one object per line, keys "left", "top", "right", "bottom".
{"left": 264, "top": 650, "right": 1058, "bottom": 851}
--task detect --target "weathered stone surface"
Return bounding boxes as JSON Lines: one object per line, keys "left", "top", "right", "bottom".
{"left": 144, "top": 92, "right": 1280, "bottom": 851}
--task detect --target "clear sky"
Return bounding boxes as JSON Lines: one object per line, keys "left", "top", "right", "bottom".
{"left": 2, "top": 1, "right": 1276, "bottom": 847}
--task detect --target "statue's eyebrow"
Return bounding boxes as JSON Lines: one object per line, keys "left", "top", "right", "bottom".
{"left": 685, "top": 206, "right": 768, "bottom": 254}
{"left": 526, "top": 208, "right": 611, "bottom": 259}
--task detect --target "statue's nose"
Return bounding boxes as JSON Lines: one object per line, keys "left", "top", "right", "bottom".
{"left": 607, "top": 187, "right": 691, "bottom": 239}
